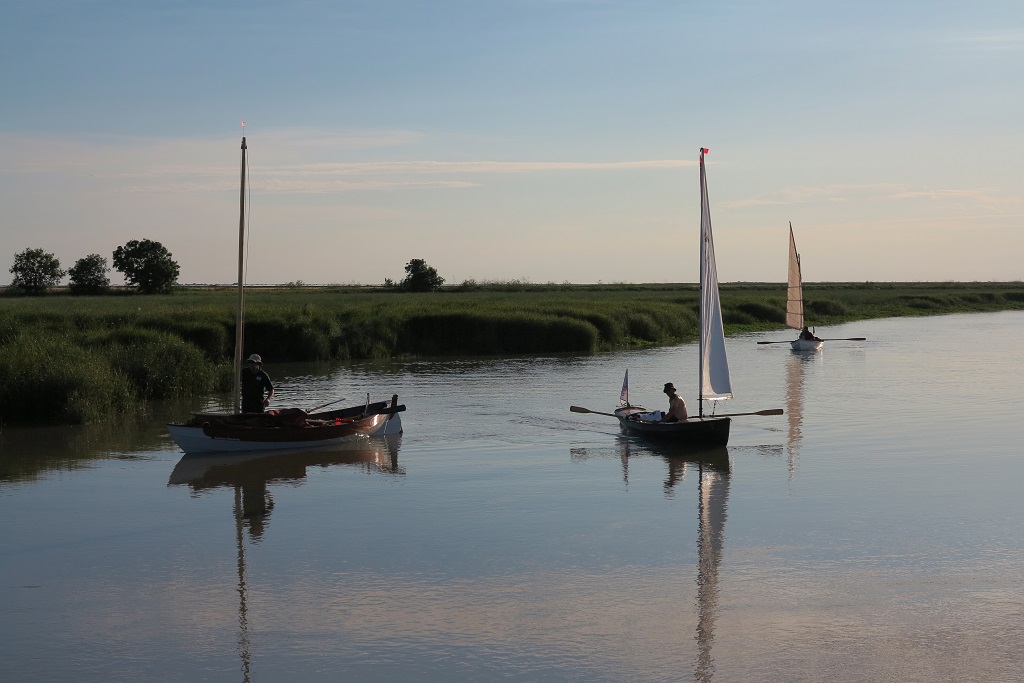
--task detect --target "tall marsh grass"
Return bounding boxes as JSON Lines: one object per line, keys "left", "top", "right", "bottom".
{"left": 1, "top": 281, "right": 1022, "bottom": 425}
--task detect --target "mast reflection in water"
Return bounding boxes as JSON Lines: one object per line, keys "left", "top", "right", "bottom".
{"left": 167, "top": 435, "right": 403, "bottom": 683}
{"left": 598, "top": 438, "right": 731, "bottom": 681}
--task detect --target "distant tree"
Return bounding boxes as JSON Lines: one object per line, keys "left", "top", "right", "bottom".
{"left": 68, "top": 254, "right": 111, "bottom": 295}
{"left": 401, "top": 259, "right": 445, "bottom": 292}
{"left": 9, "top": 247, "right": 65, "bottom": 295}
{"left": 112, "top": 239, "right": 180, "bottom": 294}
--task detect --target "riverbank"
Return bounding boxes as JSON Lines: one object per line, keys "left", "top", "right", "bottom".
{"left": 1, "top": 282, "right": 1021, "bottom": 424}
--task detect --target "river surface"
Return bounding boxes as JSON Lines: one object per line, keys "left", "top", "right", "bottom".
{"left": 2, "top": 311, "right": 1023, "bottom": 683}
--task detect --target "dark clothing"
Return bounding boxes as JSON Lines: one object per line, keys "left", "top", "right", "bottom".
{"left": 241, "top": 366, "right": 274, "bottom": 413}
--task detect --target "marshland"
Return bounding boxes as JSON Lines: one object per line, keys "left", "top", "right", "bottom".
{"left": 1, "top": 281, "right": 1022, "bottom": 425}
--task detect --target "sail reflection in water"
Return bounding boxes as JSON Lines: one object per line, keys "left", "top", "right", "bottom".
{"left": 585, "top": 438, "right": 730, "bottom": 681}
{"left": 167, "top": 435, "right": 403, "bottom": 683}
{"left": 784, "top": 350, "right": 816, "bottom": 477}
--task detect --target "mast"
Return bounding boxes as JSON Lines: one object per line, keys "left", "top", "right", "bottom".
{"left": 233, "top": 136, "right": 247, "bottom": 414}
{"left": 699, "top": 148, "right": 707, "bottom": 415}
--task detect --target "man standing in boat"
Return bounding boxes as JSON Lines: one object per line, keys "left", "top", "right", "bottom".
{"left": 661, "top": 382, "right": 688, "bottom": 422}
{"left": 241, "top": 354, "right": 275, "bottom": 413}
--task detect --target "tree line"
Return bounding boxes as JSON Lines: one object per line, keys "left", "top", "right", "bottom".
{"left": 6, "top": 240, "right": 180, "bottom": 296}
{"left": 7, "top": 246, "right": 447, "bottom": 296}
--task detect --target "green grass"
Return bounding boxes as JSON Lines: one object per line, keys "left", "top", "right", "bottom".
{"left": 1, "top": 281, "right": 1022, "bottom": 425}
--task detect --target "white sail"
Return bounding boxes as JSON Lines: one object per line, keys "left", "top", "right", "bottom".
{"left": 619, "top": 369, "right": 629, "bottom": 407}
{"left": 785, "top": 222, "right": 804, "bottom": 331}
{"left": 698, "top": 149, "right": 733, "bottom": 403}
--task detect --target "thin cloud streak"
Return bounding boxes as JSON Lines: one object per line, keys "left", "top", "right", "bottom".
{"left": 731, "top": 184, "right": 1014, "bottom": 209}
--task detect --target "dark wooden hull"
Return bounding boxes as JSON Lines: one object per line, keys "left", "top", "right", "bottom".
{"left": 199, "top": 412, "right": 386, "bottom": 442}
{"left": 168, "top": 400, "right": 405, "bottom": 453}
{"left": 614, "top": 407, "right": 730, "bottom": 448}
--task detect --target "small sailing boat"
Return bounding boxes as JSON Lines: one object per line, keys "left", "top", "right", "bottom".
{"left": 569, "top": 148, "right": 781, "bottom": 443}
{"left": 609, "top": 148, "right": 735, "bottom": 447}
{"left": 786, "top": 223, "right": 823, "bottom": 351}
{"left": 167, "top": 134, "right": 405, "bottom": 454}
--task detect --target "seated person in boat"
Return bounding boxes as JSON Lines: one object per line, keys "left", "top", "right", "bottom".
{"left": 241, "top": 353, "right": 275, "bottom": 413}
{"left": 661, "top": 382, "right": 688, "bottom": 422}
{"left": 799, "top": 326, "right": 821, "bottom": 341}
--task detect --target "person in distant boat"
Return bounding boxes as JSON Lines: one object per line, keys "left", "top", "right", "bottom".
{"left": 661, "top": 382, "right": 688, "bottom": 422}
{"left": 798, "top": 326, "right": 821, "bottom": 341}
{"left": 241, "top": 353, "right": 275, "bottom": 413}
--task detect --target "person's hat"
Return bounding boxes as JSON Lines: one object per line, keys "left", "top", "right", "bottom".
{"left": 663, "top": 382, "right": 676, "bottom": 392}
{"left": 247, "top": 354, "right": 262, "bottom": 364}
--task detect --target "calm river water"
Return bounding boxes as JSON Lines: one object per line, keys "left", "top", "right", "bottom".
{"left": 2, "top": 311, "right": 1023, "bottom": 682}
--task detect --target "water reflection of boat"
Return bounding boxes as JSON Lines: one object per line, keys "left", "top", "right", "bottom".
{"left": 168, "top": 434, "right": 402, "bottom": 682}
{"left": 693, "top": 460, "right": 729, "bottom": 683}
{"left": 169, "top": 434, "right": 404, "bottom": 492}
{"left": 612, "top": 436, "right": 729, "bottom": 679}
{"left": 614, "top": 437, "right": 729, "bottom": 495}
{"left": 784, "top": 351, "right": 815, "bottom": 477}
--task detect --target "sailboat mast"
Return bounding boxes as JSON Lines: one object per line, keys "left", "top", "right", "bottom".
{"left": 698, "top": 148, "right": 707, "bottom": 417}
{"left": 233, "top": 136, "right": 247, "bottom": 414}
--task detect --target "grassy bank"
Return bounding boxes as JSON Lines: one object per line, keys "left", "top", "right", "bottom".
{"left": 1, "top": 281, "right": 1021, "bottom": 425}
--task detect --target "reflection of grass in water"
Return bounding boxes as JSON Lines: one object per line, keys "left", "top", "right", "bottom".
{"left": 1, "top": 282, "right": 1022, "bottom": 425}
{"left": 0, "top": 410, "right": 175, "bottom": 483}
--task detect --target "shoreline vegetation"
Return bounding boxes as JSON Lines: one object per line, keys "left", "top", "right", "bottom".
{"left": 1, "top": 281, "right": 1022, "bottom": 426}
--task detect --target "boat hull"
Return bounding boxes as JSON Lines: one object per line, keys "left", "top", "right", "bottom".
{"left": 790, "top": 339, "right": 823, "bottom": 351}
{"left": 614, "top": 407, "right": 730, "bottom": 448}
{"left": 168, "top": 401, "right": 404, "bottom": 454}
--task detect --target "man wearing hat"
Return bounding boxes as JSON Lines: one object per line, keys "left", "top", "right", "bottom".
{"left": 241, "top": 353, "right": 275, "bottom": 413}
{"left": 661, "top": 382, "right": 688, "bottom": 422}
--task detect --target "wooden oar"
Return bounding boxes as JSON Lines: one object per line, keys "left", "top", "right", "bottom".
{"left": 757, "top": 337, "right": 866, "bottom": 344}
{"left": 570, "top": 406, "right": 783, "bottom": 419}
{"left": 708, "top": 408, "right": 784, "bottom": 418}
{"left": 570, "top": 405, "right": 619, "bottom": 418}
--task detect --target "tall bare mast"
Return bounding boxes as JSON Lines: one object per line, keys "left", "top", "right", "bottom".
{"left": 233, "top": 135, "right": 247, "bottom": 414}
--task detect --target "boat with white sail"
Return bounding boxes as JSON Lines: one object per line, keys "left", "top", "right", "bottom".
{"left": 606, "top": 148, "right": 735, "bottom": 447}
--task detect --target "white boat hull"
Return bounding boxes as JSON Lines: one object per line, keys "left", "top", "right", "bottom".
{"left": 790, "top": 339, "right": 823, "bottom": 351}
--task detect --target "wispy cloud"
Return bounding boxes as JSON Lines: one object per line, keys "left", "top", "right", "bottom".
{"left": 0, "top": 132, "right": 691, "bottom": 193}
{"left": 168, "top": 159, "right": 689, "bottom": 193}
{"left": 951, "top": 31, "right": 1024, "bottom": 52}
{"left": 731, "top": 183, "right": 1013, "bottom": 208}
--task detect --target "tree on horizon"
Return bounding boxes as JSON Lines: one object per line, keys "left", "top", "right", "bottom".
{"left": 113, "top": 239, "right": 180, "bottom": 294}
{"left": 68, "top": 253, "right": 111, "bottom": 295}
{"left": 9, "top": 247, "right": 65, "bottom": 295}
{"left": 401, "top": 259, "right": 445, "bottom": 292}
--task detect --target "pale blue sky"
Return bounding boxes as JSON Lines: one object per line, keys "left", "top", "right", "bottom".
{"left": 2, "top": 0, "right": 1021, "bottom": 285}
